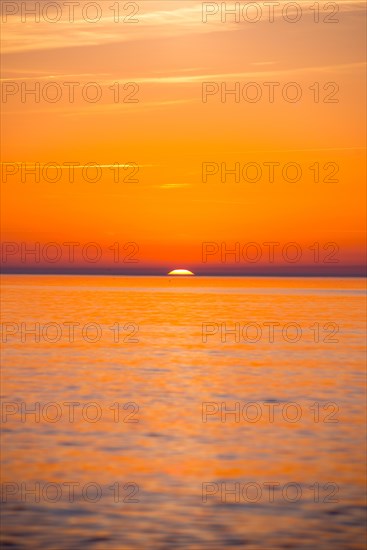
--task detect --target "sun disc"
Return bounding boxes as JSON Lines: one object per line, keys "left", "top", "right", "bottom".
{"left": 168, "top": 269, "right": 195, "bottom": 276}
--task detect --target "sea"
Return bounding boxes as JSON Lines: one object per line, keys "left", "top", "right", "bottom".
{"left": 1, "top": 275, "right": 366, "bottom": 549}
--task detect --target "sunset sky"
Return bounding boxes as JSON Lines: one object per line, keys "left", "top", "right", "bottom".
{"left": 1, "top": 0, "right": 366, "bottom": 274}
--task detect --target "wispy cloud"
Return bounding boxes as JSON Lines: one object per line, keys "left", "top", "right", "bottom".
{"left": 2, "top": 61, "right": 364, "bottom": 84}
{"left": 1, "top": 2, "right": 224, "bottom": 54}
{"left": 1, "top": 0, "right": 365, "bottom": 54}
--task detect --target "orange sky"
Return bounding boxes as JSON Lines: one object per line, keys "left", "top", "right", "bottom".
{"left": 1, "top": 0, "right": 366, "bottom": 274}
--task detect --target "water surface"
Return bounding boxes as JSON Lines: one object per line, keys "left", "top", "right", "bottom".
{"left": 1, "top": 275, "right": 366, "bottom": 549}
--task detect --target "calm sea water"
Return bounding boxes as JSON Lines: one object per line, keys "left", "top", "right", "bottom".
{"left": 1, "top": 275, "right": 366, "bottom": 549}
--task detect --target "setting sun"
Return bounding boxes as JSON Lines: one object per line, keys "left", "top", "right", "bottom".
{"left": 168, "top": 269, "right": 195, "bottom": 276}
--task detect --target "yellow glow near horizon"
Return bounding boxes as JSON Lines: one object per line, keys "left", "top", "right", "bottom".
{"left": 168, "top": 269, "right": 195, "bottom": 276}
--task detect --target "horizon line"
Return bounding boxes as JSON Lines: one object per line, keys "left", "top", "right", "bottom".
{"left": 1, "top": 269, "right": 366, "bottom": 278}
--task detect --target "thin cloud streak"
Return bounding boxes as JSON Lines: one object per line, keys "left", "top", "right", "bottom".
{"left": 1, "top": 0, "right": 365, "bottom": 54}
{"left": 2, "top": 62, "right": 364, "bottom": 84}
